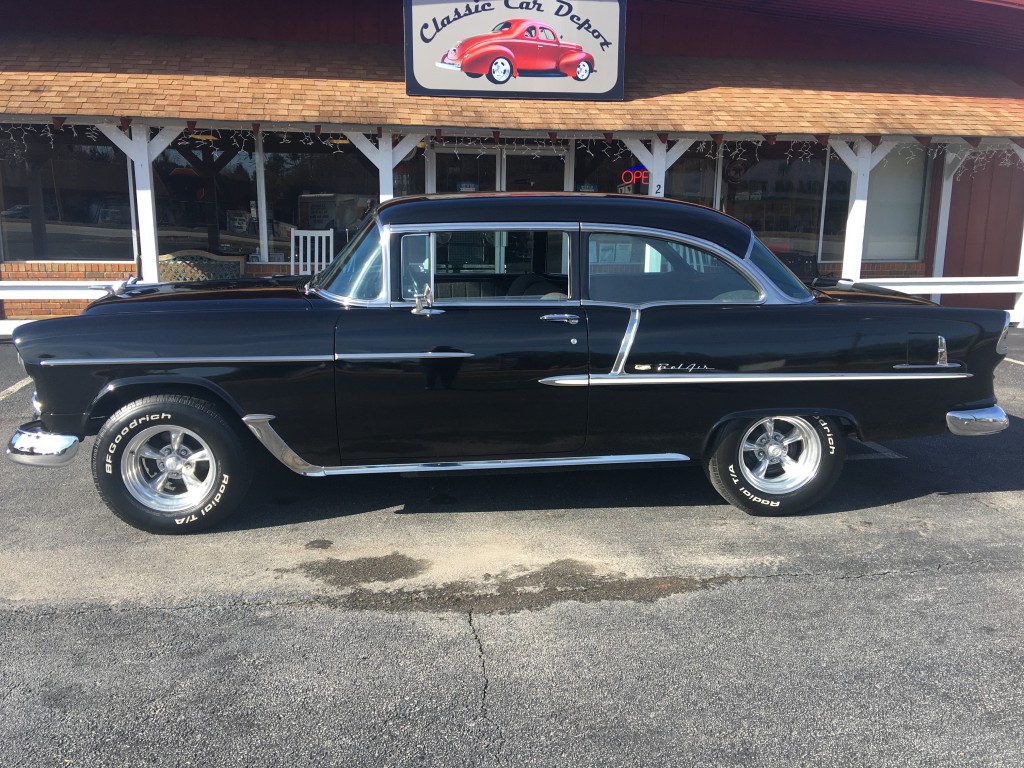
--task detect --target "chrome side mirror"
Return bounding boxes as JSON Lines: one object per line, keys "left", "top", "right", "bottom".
{"left": 412, "top": 284, "right": 444, "bottom": 316}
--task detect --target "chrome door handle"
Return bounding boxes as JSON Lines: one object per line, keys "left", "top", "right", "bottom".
{"left": 540, "top": 314, "right": 579, "bottom": 325}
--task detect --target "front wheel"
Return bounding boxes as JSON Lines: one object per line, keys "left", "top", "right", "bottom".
{"left": 705, "top": 415, "right": 845, "bottom": 516}
{"left": 573, "top": 61, "right": 592, "bottom": 81}
{"left": 91, "top": 395, "right": 253, "bottom": 533}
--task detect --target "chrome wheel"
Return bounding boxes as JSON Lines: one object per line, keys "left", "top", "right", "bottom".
{"left": 738, "top": 416, "right": 821, "bottom": 494}
{"left": 575, "top": 61, "right": 591, "bottom": 80}
{"left": 489, "top": 58, "right": 512, "bottom": 84}
{"left": 122, "top": 425, "right": 218, "bottom": 514}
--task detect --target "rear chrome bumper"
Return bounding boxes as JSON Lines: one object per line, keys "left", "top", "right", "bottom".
{"left": 946, "top": 406, "right": 1009, "bottom": 436}
{"left": 6, "top": 421, "right": 80, "bottom": 467}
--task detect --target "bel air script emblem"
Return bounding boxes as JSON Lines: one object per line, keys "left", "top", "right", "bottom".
{"left": 633, "top": 363, "right": 716, "bottom": 373}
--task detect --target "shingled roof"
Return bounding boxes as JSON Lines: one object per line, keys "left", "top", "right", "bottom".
{"left": 2, "top": 33, "right": 1024, "bottom": 137}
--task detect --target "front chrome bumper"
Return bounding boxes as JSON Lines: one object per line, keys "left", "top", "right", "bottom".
{"left": 946, "top": 406, "right": 1009, "bottom": 436}
{"left": 6, "top": 421, "right": 80, "bottom": 467}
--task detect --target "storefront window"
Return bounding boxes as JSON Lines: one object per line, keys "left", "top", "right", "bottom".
{"left": 0, "top": 124, "right": 133, "bottom": 261}
{"left": 262, "top": 132, "right": 379, "bottom": 259}
{"left": 574, "top": 140, "right": 645, "bottom": 194}
{"left": 435, "top": 149, "right": 498, "bottom": 193}
{"left": 505, "top": 147, "right": 566, "bottom": 192}
{"left": 864, "top": 144, "right": 930, "bottom": 261}
{"left": 665, "top": 146, "right": 717, "bottom": 207}
{"left": 819, "top": 150, "right": 852, "bottom": 266}
{"left": 153, "top": 131, "right": 259, "bottom": 258}
{"left": 720, "top": 142, "right": 828, "bottom": 273}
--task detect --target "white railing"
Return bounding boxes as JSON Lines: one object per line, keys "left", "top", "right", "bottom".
{"left": 864, "top": 276, "right": 1024, "bottom": 324}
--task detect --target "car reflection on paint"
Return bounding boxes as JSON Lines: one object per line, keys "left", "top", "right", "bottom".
{"left": 437, "top": 19, "right": 596, "bottom": 84}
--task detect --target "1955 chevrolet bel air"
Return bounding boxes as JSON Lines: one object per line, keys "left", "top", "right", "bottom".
{"left": 6, "top": 193, "right": 1011, "bottom": 533}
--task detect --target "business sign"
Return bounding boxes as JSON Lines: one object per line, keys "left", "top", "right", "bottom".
{"left": 405, "top": 0, "right": 627, "bottom": 100}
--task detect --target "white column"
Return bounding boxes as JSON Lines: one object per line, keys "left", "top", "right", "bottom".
{"left": 1011, "top": 144, "right": 1024, "bottom": 323}
{"left": 929, "top": 146, "right": 971, "bottom": 302}
{"left": 563, "top": 140, "right": 576, "bottom": 191}
{"left": 829, "top": 138, "right": 897, "bottom": 281}
{"left": 425, "top": 146, "right": 437, "bottom": 194}
{"left": 347, "top": 131, "right": 426, "bottom": 203}
{"left": 622, "top": 136, "right": 695, "bottom": 198}
{"left": 255, "top": 131, "right": 270, "bottom": 261}
{"left": 98, "top": 123, "right": 180, "bottom": 282}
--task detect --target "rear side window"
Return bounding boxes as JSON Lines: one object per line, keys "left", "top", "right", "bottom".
{"left": 748, "top": 239, "right": 812, "bottom": 300}
{"left": 586, "top": 232, "right": 760, "bottom": 304}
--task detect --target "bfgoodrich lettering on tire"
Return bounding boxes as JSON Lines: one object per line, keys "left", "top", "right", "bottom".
{"left": 705, "top": 414, "right": 846, "bottom": 516}
{"left": 91, "top": 394, "right": 253, "bottom": 534}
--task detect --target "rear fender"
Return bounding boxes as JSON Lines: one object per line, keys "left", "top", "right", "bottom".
{"left": 463, "top": 45, "right": 518, "bottom": 76}
{"left": 702, "top": 408, "right": 861, "bottom": 458}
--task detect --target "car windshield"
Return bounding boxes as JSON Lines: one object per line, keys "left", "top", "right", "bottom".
{"left": 313, "top": 218, "right": 383, "bottom": 301}
{"left": 747, "top": 238, "right": 812, "bottom": 300}
{"left": 492, "top": 22, "right": 512, "bottom": 32}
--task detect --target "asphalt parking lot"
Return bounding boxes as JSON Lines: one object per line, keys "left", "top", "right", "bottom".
{"left": 1, "top": 333, "right": 1023, "bottom": 767}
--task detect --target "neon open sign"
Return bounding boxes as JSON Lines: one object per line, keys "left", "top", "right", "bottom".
{"left": 621, "top": 166, "right": 649, "bottom": 185}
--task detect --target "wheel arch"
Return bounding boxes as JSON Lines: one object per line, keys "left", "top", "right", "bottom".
{"left": 85, "top": 376, "right": 247, "bottom": 435}
{"left": 700, "top": 407, "right": 862, "bottom": 458}
{"left": 464, "top": 46, "right": 517, "bottom": 76}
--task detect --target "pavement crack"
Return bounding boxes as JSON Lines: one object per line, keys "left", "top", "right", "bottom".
{"left": 468, "top": 610, "right": 505, "bottom": 766}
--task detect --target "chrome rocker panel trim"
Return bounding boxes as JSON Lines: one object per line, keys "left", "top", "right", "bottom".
{"left": 242, "top": 414, "right": 688, "bottom": 477}
{"left": 39, "top": 355, "right": 334, "bottom": 367}
{"left": 540, "top": 371, "right": 974, "bottom": 387}
{"left": 6, "top": 421, "right": 80, "bottom": 467}
{"left": 946, "top": 406, "right": 1009, "bottom": 436}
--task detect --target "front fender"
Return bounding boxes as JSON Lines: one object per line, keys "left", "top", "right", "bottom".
{"left": 87, "top": 375, "right": 247, "bottom": 427}
{"left": 557, "top": 50, "right": 594, "bottom": 76}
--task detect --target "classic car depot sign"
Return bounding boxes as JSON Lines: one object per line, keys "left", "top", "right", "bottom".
{"left": 405, "top": 0, "right": 627, "bottom": 99}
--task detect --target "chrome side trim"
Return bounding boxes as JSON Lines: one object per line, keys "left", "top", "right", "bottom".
{"left": 946, "top": 406, "right": 1008, "bottom": 436}
{"left": 610, "top": 308, "right": 641, "bottom": 375}
{"left": 242, "top": 414, "right": 688, "bottom": 477}
{"left": 893, "top": 363, "right": 963, "bottom": 370}
{"left": 6, "top": 421, "right": 80, "bottom": 467}
{"left": 39, "top": 355, "right": 334, "bottom": 367}
{"left": 335, "top": 352, "right": 474, "bottom": 361}
{"left": 539, "top": 371, "right": 974, "bottom": 387}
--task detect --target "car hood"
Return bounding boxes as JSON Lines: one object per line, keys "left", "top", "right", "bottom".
{"left": 83, "top": 276, "right": 314, "bottom": 315}
{"left": 812, "top": 280, "right": 934, "bottom": 306}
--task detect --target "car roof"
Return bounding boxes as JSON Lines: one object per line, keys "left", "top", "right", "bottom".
{"left": 375, "top": 193, "right": 754, "bottom": 256}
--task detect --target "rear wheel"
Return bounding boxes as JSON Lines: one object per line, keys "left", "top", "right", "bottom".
{"left": 574, "top": 61, "right": 592, "bottom": 81}
{"left": 487, "top": 57, "right": 513, "bottom": 84}
{"left": 705, "top": 415, "right": 845, "bottom": 516}
{"left": 91, "top": 395, "right": 253, "bottom": 533}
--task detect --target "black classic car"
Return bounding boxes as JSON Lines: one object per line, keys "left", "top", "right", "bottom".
{"left": 6, "top": 193, "right": 1011, "bottom": 533}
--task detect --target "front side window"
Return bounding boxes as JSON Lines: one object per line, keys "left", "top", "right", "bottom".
{"left": 586, "top": 232, "right": 760, "bottom": 304}
{"left": 315, "top": 218, "right": 382, "bottom": 300}
{"left": 400, "top": 228, "right": 571, "bottom": 302}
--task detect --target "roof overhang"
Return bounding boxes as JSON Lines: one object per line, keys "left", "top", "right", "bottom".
{"left": 2, "top": 34, "right": 1023, "bottom": 138}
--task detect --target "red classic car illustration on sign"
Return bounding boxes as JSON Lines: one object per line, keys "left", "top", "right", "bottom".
{"left": 436, "top": 19, "right": 597, "bottom": 84}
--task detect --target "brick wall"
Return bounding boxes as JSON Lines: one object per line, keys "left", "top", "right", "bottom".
{"left": 0, "top": 261, "right": 135, "bottom": 319}
{"left": 859, "top": 262, "right": 929, "bottom": 278}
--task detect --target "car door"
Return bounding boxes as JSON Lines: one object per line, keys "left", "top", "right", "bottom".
{"left": 333, "top": 224, "right": 587, "bottom": 463}
{"left": 533, "top": 26, "right": 562, "bottom": 70}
